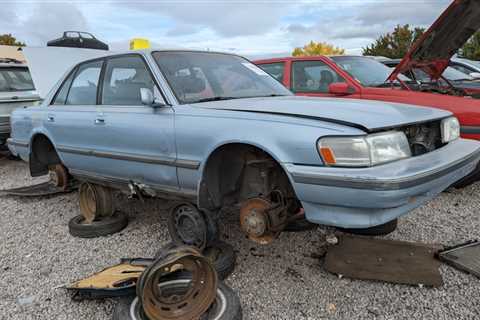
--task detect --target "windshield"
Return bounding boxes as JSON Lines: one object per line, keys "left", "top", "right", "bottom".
{"left": 153, "top": 51, "right": 291, "bottom": 104}
{"left": 0, "top": 67, "right": 35, "bottom": 92}
{"left": 330, "top": 56, "right": 410, "bottom": 87}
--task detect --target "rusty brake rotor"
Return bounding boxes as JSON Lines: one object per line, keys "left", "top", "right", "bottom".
{"left": 49, "top": 164, "right": 69, "bottom": 190}
{"left": 239, "top": 197, "right": 277, "bottom": 245}
{"left": 137, "top": 246, "right": 218, "bottom": 320}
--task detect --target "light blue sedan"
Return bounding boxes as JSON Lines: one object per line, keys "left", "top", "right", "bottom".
{"left": 7, "top": 50, "right": 480, "bottom": 244}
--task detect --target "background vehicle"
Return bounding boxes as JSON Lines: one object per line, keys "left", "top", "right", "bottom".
{"left": 451, "top": 56, "right": 480, "bottom": 79}
{"left": 0, "top": 58, "right": 39, "bottom": 147}
{"left": 380, "top": 58, "right": 480, "bottom": 97}
{"left": 8, "top": 50, "right": 480, "bottom": 244}
{"left": 47, "top": 31, "right": 109, "bottom": 51}
{"left": 255, "top": 55, "right": 480, "bottom": 140}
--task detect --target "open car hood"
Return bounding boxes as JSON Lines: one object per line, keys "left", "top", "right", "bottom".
{"left": 389, "top": 0, "right": 480, "bottom": 81}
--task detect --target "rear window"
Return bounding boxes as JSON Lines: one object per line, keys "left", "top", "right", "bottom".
{"left": 0, "top": 67, "right": 35, "bottom": 92}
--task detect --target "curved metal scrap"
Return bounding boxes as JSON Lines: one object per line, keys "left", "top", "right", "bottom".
{"left": 137, "top": 246, "right": 218, "bottom": 320}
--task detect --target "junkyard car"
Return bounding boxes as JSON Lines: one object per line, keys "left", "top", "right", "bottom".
{"left": 7, "top": 50, "right": 480, "bottom": 243}
{"left": 0, "top": 59, "right": 39, "bottom": 146}
{"left": 255, "top": 0, "right": 480, "bottom": 140}
{"left": 450, "top": 56, "right": 480, "bottom": 79}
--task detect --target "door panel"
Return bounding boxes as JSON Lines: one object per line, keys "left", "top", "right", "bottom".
{"left": 94, "top": 55, "right": 177, "bottom": 189}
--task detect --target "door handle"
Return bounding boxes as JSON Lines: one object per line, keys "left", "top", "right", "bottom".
{"left": 95, "top": 118, "right": 105, "bottom": 125}
{"left": 47, "top": 115, "right": 55, "bottom": 122}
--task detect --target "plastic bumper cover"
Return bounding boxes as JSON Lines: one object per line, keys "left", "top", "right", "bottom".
{"left": 285, "top": 139, "right": 480, "bottom": 228}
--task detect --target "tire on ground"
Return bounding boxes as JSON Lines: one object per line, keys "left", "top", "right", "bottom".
{"left": 113, "top": 281, "right": 242, "bottom": 320}
{"left": 203, "top": 241, "right": 236, "bottom": 280}
{"left": 339, "top": 219, "right": 398, "bottom": 236}
{"left": 68, "top": 212, "right": 128, "bottom": 238}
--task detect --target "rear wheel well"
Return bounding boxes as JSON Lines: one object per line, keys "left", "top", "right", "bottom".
{"left": 198, "top": 143, "right": 298, "bottom": 212}
{"left": 29, "top": 134, "right": 61, "bottom": 177}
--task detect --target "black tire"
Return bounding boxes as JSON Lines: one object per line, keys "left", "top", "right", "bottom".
{"left": 203, "top": 241, "right": 236, "bottom": 280}
{"left": 113, "top": 281, "right": 242, "bottom": 320}
{"left": 339, "top": 219, "right": 398, "bottom": 236}
{"left": 452, "top": 165, "right": 480, "bottom": 189}
{"left": 284, "top": 219, "right": 318, "bottom": 232}
{"left": 68, "top": 212, "right": 128, "bottom": 238}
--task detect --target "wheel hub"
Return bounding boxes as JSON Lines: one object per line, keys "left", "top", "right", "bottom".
{"left": 49, "top": 164, "right": 68, "bottom": 190}
{"left": 240, "top": 198, "right": 276, "bottom": 244}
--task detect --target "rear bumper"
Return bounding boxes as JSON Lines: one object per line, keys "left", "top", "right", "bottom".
{"left": 285, "top": 139, "right": 480, "bottom": 228}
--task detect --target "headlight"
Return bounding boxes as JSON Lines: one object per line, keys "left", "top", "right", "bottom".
{"left": 318, "top": 131, "right": 411, "bottom": 167}
{"left": 441, "top": 117, "right": 460, "bottom": 143}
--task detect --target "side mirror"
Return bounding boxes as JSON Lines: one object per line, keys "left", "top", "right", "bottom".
{"left": 140, "top": 88, "right": 165, "bottom": 108}
{"left": 328, "top": 82, "right": 355, "bottom": 95}
{"left": 469, "top": 72, "right": 480, "bottom": 79}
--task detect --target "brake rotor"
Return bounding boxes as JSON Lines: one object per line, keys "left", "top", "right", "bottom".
{"left": 240, "top": 198, "right": 276, "bottom": 244}
{"left": 137, "top": 246, "right": 218, "bottom": 320}
{"left": 79, "top": 183, "right": 98, "bottom": 224}
{"left": 168, "top": 204, "right": 208, "bottom": 250}
{"left": 49, "top": 164, "right": 69, "bottom": 190}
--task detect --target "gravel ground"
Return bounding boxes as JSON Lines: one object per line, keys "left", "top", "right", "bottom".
{"left": 1, "top": 157, "right": 480, "bottom": 320}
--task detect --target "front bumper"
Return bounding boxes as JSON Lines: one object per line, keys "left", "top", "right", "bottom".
{"left": 285, "top": 139, "right": 480, "bottom": 228}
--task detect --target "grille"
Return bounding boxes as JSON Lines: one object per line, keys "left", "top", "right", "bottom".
{"left": 400, "top": 120, "right": 444, "bottom": 156}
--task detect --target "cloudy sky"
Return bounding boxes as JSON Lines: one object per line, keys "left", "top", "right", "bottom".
{"left": 1, "top": 0, "right": 451, "bottom": 57}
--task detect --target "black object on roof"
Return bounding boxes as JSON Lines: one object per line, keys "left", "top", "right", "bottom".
{"left": 47, "top": 31, "right": 109, "bottom": 51}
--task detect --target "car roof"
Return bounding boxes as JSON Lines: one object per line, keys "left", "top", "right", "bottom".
{"left": 254, "top": 55, "right": 375, "bottom": 63}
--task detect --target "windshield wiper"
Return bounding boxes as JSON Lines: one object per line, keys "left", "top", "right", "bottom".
{"left": 195, "top": 96, "right": 238, "bottom": 103}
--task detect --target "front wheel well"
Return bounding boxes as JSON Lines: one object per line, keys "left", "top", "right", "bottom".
{"left": 198, "top": 143, "right": 298, "bottom": 212}
{"left": 29, "top": 134, "right": 61, "bottom": 177}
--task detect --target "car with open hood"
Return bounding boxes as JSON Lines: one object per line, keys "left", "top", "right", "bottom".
{"left": 256, "top": 0, "right": 480, "bottom": 141}
{"left": 380, "top": 57, "right": 480, "bottom": 97}
{"left": 0, "top": 58, "right": 40, "bottom": 147}
{"left": 7, "top": 49, "right": 480, "bottom": 244}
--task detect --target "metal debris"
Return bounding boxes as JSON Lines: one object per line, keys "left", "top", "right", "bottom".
{"left": 324, "top": 235, "right": 443, "bottom": 287}
{"left": 437, "top": 240, "right": 480, "bottom": 278}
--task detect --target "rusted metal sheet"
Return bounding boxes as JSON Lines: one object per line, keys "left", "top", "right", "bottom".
{"left": 324, "top": 235, "right": 443, "bottom": 287}
{"left": 438, "top": 240, "right": 480, "bottom": 278}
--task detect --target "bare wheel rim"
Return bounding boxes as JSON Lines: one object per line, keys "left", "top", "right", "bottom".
{"left": 79, "top": 183, "right": 97, "bottom": 224}
{"left": 131, "top": 280, "right": 227, "bottom": 320}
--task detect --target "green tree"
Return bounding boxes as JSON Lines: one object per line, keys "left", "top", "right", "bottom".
{"left": 362, "top": 25, "right": 424, "bottom": 58}
{"left": 292, "top": 41, "right": 345, "bottom": 56}
{"left": 461, "top": 32, "right": 480, "bottom": 60}
{"left": 0, "top": 34, "right": 26, "bottom": 47}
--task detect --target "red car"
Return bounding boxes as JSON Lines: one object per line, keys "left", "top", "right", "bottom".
{"left": 255, "top": 0, "right": 480, "bottom": 140}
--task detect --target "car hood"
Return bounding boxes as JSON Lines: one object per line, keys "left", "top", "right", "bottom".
{"left": 389, "top": 0, "right": 480, "bottom": 81}
{"left": 194, "top": 96, "right": 451, "bottom": 132}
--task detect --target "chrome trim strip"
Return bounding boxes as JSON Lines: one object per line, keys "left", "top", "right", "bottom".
{"left": 290, "top": 149, "right": 480, "bottom": 191}
{"left": 461, "top": 126, "right": 480, "bottom": 135}
{"left": 7, "top": 138, "right": 28, "bottom": 148}
{"left": 70, "top": 169, "right": 196, "bottom": 200}
{"left": 57, "top": 145, "right": 200, "bottom": 169}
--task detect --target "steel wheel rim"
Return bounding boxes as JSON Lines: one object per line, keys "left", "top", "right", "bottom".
{"left": 131, "top": 280, "right": 227, "bottom": 320}
{"left": 79, "top": 183, "right": 97, "bottom": 224}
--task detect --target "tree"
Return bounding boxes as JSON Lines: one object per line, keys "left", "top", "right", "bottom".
{"left": 292, "top": 41, "right": 345, "bottom": 56}
{"left": 362, "top": 25, "right": 424, "bottom": 58}
{"left": 0, "top": 34, "right": 26, "bottom": 47}
{"left": 461, "top": 32, "right": 480, "bottom": 60}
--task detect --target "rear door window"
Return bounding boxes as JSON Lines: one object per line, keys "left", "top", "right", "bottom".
{"left": 66, "top": 60, "right": 103, "bottom": 105}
